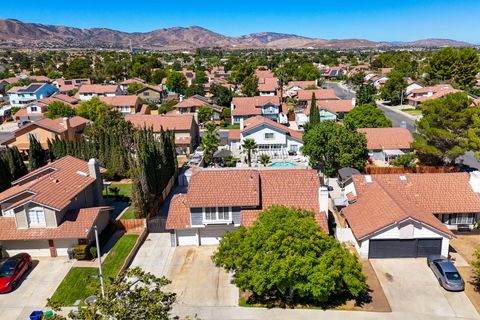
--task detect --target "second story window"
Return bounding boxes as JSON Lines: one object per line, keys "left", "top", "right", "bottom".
{"left": 265, "top": 132, "right": 274, "bottom": 139}
{"left": 27, "top": 206, "right": 46, "bottom": 227}
{"left": 204, "top": 207, "right": 230, "bottom": 222}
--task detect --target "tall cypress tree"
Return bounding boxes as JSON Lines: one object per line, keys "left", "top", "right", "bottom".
{"left": 28, "top": 135, "right": 47, "bottom": 171}
{"left": 0, "top": 156, "right": 12, "bottom": 192}
{"left": 309, "top": 92, "right": 320, "bottom": 126}
{"left": 5, "top": 146, "right": 27, "bottom": 180}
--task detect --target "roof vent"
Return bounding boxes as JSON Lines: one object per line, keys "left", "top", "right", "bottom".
{"left": 399, "top": 175, "right": 407, "bottom": 181}
{"left": 365, "top": 175, "right": 373, "bottom": 184}
{"left": 76, "top": 171, "right": 88, "bottom": 177}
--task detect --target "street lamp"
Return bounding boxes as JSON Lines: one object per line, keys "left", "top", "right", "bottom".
{"left": 94, "top": 225, "right": 105, "bottom": 297}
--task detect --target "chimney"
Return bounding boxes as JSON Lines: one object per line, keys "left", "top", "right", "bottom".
{"left": 239, "top": 118, "right": 244, "bottom": 130}
{"left": 469, "top": 171, "right": 480, "bottom": 193}
{"left": 319, "top": 186, "right": 329, "bottom": 213}
{"left": 88, "top": 158, "right": 104, "bottom": 205}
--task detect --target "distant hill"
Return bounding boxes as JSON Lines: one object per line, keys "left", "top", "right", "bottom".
{"left": 0, "top": 18, "right": 475, "bottom": 50}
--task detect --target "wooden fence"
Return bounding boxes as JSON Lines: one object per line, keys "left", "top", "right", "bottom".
{"left": 116, "top": 219, "right": 146, "bottom": 234}
{"left": 364, "top": 165, "right": 461, "bottom": 175}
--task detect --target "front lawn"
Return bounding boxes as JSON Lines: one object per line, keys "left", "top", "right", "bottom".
{"left": 120, "top": 206, "right": 136, "bottom": 220}
{"left": 104, "top": 183, "right": 137, "bottom": 220}
{"left": 402, "top": 108, "right": 422, "bottom": 116}
{"left": 50, "top": 234, "right": 139, "bottom": 306}
{"left": 223, "top": 124, "right": 240, "bottom": 129}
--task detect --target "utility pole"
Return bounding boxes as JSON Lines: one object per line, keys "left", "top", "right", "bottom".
{"left": 94, "top": 225, "right": 105, "bottom": 298}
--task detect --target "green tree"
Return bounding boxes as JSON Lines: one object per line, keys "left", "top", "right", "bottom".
{"left": 0, "top": 156, "right": 12, "bottom": 192}
{"left": 76, "top": 97, "right": 110, "bottom": 121}
{"left": 241, "top": 138, "right": 258, "bottom": 167}
{"left": 5, "top": 146, "right": 27, "bottom": 180}
{"left": 130, "top": 62, "right": 150, "bottom": 81}
{"left": 259, "top": 154, "right": 270, "bottom": 167}
{"left": 210, "top": 83, "right": 233, "bottom": 107}
{"left": 412, "top": 92, "right": 480, "bottom": 165}
{"left": 185, "top": 83, "right": 205, "bottom": 97}
{"left": 380, "top": 71, "right": 407, "bottom": 105}
{"left": 213, "top": 206, "right": 367, "bottom": 307}
{"left": 64, "top": 58, "right": 92, "bottom": 78}
{"left": 201, "top": 123, "right": 219, "bottom": 167}
{"left": 28, "top": 135, "right": 47, "bottom": 171}
{"left": 45, "top": 101, "right": 76, "bottom": 119}
{"left": 230, "top": 62, "right": 255, "bottom": 85}
{"left": 158, "top": 99, "right": 177, "bottom": 114}
{"left": 127, "top": 82, "right": 144, "bottom": 94}
{"left": 392, "top": 152, "right": 416, "bottom": 168}
{"left": 455, "top": 48, "right": 480, "bottom": 89}
{"left": 166, "top": 72, "right": 187, "bottom": 95}
{"left": 47, "top": 71, "right": 61, "bottom": 79}
{"left": 295, "top": 63, "right": 321, "bottom": 81}
{"left": 355, "top": 84, "right": 376, "bottom": 106}
{"left": 198, "top": 106, "right": 214, "bottom": 124}
{"left": 241, "top": 75, "right": 259, "bottom": 97}
{"left": 151, "top": 69, "right": 167, "bottom": 85}
{"left": 302, "top": 121, "right": 368, "bottom": 176}
{"left": 343, "top": 103, "right": 392, "bottom": 130}
{"left": 309, "top": 92, "right": 320, "bottom": 126}
{"left": 425, "top": 47, "right": 459, "bottom": 84}
{"left": 349, "top": 71, "right": 365, "bottom": 87}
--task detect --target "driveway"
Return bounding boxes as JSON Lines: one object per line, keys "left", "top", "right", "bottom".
{"left": 166, "top": 246, "right": 238, "bottom": 306}
{"left": 0, "top": 257, "right": 73, "bottom": 320}
{"left": 129, "top": 232, "right": 175, "bottom": 277}
{"left": 371, "top": 258, "right": 479, "bottom": 319}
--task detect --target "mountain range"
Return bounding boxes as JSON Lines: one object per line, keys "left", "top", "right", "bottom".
{"left": 0, "top": 18, "right": 474, "bottom": 50}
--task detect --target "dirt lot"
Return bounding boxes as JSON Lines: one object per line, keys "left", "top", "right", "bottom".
{"left": 351, "top": 259, "right": 391, "bottom": 312}
{"left": 450, "top": 232, "right": 480, "bottom": 263}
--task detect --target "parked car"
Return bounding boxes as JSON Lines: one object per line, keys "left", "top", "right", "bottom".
{"left": 427, "top": 255, "right": 464, "bottom": 291}
{"left": 0, "top": 253, "right": 32, "bottom": 293}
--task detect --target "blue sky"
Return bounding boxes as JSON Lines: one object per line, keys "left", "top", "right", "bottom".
{"left": 2, "top": 0, "right": 480, "bottom": 43}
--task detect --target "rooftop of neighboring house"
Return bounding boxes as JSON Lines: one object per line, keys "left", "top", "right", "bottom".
{"left": 379, "top": 68, "right": 393, "bottom": 75}
{"left": 135, "top": 84, "right": 166, "bottom": 94}
{"left": 174, "top": 95, "right": 211, "bottom": 108}
{"left": 180, "top": 69, "right": 196, "bottom": 79}
{"left": 342, "top": 172, "right": 480, "bottom": 240}
{"left": 125, "top": 113, "right": 195, "bottom": 132}
{"left": 357, "top": 127, "right": 413, "bottom": 150}
{"left": 286, "top": 81, "right": 317, "bottom": 90}
{"left": 297, "top": 89, "right": 338, "bottom": 101}
{"left": 302, "top": 99, "right": 354, "bottom": 115}
{"left": 231, "top": 96, "right": 281, "bottom": 116}
{"left": 7, "top": 83, "right": 54, "bottom": 94}
{"left": 258, "top": 77, "right": 278, "bottom": 92}
{"left": 0, "top": 206, "right": 111, "bottom": 240}
{"left": 99, "top": 95, "right": 142, "bottom": 107}
{"left": 0, "top": 77, "right": 22, "bottom": 84}
{"left": 242, "top": 115, "right": 303, "bottom": 142}
{"left": 255, "top": 69, "right": 275, "bottom": 79}
{"left": 29, "top": 75, "right": 51, "bottom": 83}
{"left": 409, "top": 84, "right": 454, "bottom": 95}
{"left": 166, "top": 168, "right": 328, "bottom": 232}
{"left": 78, "top": 84, "right": 120, "bottom": 94}
{"left": 119, "top": 77, "right": 147, "bottom": 85}
{"left": 0, "top": 156, "right": 105, "bottom": 212}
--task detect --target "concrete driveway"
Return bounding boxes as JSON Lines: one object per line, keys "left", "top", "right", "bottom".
{"left": 371, "top": 258, "right": 479, "bottom": 319}
{"left": 166, "top": 246, "right": 238, "bottom": 306}
{"left": 0, "top": 257, "right": 73, "bottom": 320}
{"left": 130, "top": 232, "right": 175, "bottom": 277}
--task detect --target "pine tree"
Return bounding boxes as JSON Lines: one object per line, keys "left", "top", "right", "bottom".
{"left": 28, "top": 135, "right": 47, "bottom": 171}
{"left": 5, "top": 146, "right": 27, "bottom": 180}
{"left": 0, "top": 156, "right": 12, "bottom": 192}
{"left": 309, "top": 92, "right": 320, "bottom": 126}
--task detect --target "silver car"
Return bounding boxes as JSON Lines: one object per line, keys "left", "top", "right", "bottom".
{"left": 427, "top": 255, "right": 465, "bottom": 291}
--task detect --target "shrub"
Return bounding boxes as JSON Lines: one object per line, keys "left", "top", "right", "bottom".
{"left": 109, "top": 186, "right": 120, "bottom": 198}
{"left": 103, "top": 169, "right": 117, "bottom": 181}
{"left": 89, "top": 246, "right": 98, "bottom": 258}
{"left": 73, "top": 244, "right": 91, "bottom": 260}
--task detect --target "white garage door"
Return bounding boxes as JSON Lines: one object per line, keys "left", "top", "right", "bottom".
{"left": 55, "top": 239, "right": 78, "bottom": 257}
{"left": 200, "top": 225, "right": 236, "bottom": 245}
{"left": 2, "top": 240, "right": 51, "bottom": 257}
{"left": 177, "top": 229, "right": 198, "bottom": 246}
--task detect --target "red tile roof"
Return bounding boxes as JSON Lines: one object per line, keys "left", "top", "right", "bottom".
{"left": 258, "top": 77, "right": 278, "bottom": 92}
{"left": 174, "top": 96, "right": 211, "bottom": 109}
{"left": 242, "top": 115, "right": 303, "bottom": 142}
{"left": 228, "top": 129, "right": 241, "bottom": 140}
{"left": 342, "top": 173, "right": 480, "bottom": 240}
{"left": 125, "top": 114, "right": 194, "bottom": 132}
{"left": 255, "top": 69, "right": 275, "bottom": 79}
{"left": 297, "top": 89, "right": 338, "bottom": 101}
{"left": 232, "top": 96, "right": 280, "bottom": 116}
{"left": 286, "top": 81, "right": 317, "bottom": 90}
{"left": 0, "top": 207, "right": 110, "bottom": 240}
{"left": 357, "top": 128, "right": 413, "bottom": 150}
{"left": 99, "top": 95, "right": 142, "bottom": 107}
{"left": 78, "top": 84, "right": 120, "bottom": 94}
{"left": 166, "top": 194, "right": 190, "bottom": 230}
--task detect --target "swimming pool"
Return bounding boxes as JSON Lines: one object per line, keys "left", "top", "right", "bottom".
{"left": 269, "top": 162, "right": 297, "bottom": 167}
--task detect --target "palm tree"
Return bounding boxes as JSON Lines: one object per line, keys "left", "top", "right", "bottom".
{"left": 259, "top": 154, "right": 270, "bottom": 167}
{"left": 242, "top": 139, "right": 258, "bottom": 167}
{"left": 201, "top": 134, "right": 219, "bottom": 167}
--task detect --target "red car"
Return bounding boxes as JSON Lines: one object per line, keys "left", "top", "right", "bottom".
{"left": 0, "top": 253, "right": 32, "bottom": 293}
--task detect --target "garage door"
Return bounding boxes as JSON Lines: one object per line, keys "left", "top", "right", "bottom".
{"left": 200, "top": 225, "right": 236, "bottom": 245}
{"left": 369, "top": 238, "right": 442, "bottom": 258}
{"left": 177, "top": 229, "right": 198, "bottom": 246}
{"left": 2, "top": 240, "right": 51, "bottom": 257}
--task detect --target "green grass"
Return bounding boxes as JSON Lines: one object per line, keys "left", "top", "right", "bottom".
{"left": 402, "top": 108, "right": 422, "bottom": 116}
{"left": 223, "top": 124, "right": 240, "bottom": 129}
{"left": 50, "top": 234, "right": 139, "bottom": 306}
{"left": 103, "top": 183, "right": 132, "bottom": 198}
{"left": 120, "top": 206, "right": 136, "bottom": 220}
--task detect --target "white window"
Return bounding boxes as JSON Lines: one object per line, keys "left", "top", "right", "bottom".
{"left": 205, "top": 207, "right": 216, "bottom": 220}
{"left": 27, "top": 207, "right": 46, "bottom": 227}
{"left": 204, "top": 207, "right": 230, "bottom": 222}
{"left": 218, "top": 207, "right": 229, "bottom": 220}
{"left": 2, "top": 209, "right": 14, "bottom": 217}
{"left": 442, "top": 213, "right": 475, "bottom": 225}
{"left": 264, "top": 132, "right": 274, "bottom": 139}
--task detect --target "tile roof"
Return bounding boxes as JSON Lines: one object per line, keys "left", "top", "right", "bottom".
{"left": 232, "top": 96, "right": 280, "bottom": 116}
{"left": 0, "top": 156, "right": 102, "bottom": 211}
{"left": 228, "top": 129, "right": 241, "bottom": 140}
{"left": 286, "top": 81, "right": 317, "bottom": 90}
{"left": 409, "top": 84, "right": 454, "bottom": 95}
{"left": 125, "top": 114, "right": 194, "bottom": 132}
{"left": 78, "top": 84, "right": 120, "bottom": 94}
{"left": 297, "top": 89, "right": 338, "bottom": 101}
{"left": 0, "top": 207, "right": 110, "bottom": 240}
{"left": 7, "top": 83, "right": 50, "bottom": 94}
{"left": 357, "top": 128, "right": 413, "bottom": 150}
{"left": 166, "top": 194, "right": 190, "bottom": 229}
{"left": 99, "top": 95, "right": 141, "bottom": 107}
{"left": 255, "top": 69, "right": 275, "bottom": 79}
{"left": 258, "top": 77, "right": 278, "bottom": 92}
{"left": 242, "top": 115, "right": 303, "bottom": 142}
{"left": 174, "top": 96, "right": 211, "bottom": 109}
{"left": 342, "top": 173, "right": 480, "bottom": 240}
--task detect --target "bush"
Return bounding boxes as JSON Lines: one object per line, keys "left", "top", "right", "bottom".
{"left": 103, "top": 169, "right": 117, "bottom": 181}
{"left": 73, "top": 244, "right": 91, "bottom": 260}
{"left": 89, "top": 246, "right": 98, "bottom": 258}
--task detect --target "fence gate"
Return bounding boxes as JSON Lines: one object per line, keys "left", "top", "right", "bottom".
{"left": 147, "top": 217, "right": 167, "bottom": 233}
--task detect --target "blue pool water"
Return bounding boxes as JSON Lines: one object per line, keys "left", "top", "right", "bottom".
{"left": 269, "top": 162, "right": 297, "bottom": 167}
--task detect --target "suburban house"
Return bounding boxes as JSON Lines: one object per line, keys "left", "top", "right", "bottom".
{"left": 320, "top": 67, "right": 346, "bottom": 79}
{"left": 0, "top": 156, "right": 110, "bottom": 257}
{"left": 0, "top": 77, "right": 21, "bottom": 102}
{"left": 0, "top": 116, "right": 89, "bottom": 151}
{"left": 231, "top": 96, "right": 282, "bottom": 125}
{"left": 180, "top": 69, "right": 196, "bottom": 87}
{"left": 174, "top": 95, "right": 223, "bottom": 120}
{"left": 7, "top": 83, "right": 59, "bottom": 107}
{"left": 125, "top": 114, "right": 199, "bottom": 155}
{"left": 295, "top": 99, "right": 355, "bottom": 126}
{"left": 296, "top": 89, "right": 338, "bottom": 106}
{"left": 257, "top": 77, "right": 278, "bottom": 96}
{"left": 357, "top": 127, "right": 413, "bottom": 163}
{"left": 135, "top": 85, "right": 168, "bottom": 104}
{"left": 285, "top": 81, "right": 317, "bottom": 97}
{"left": 406, "top": 84, "right": 459, "bottom": 107}
{"left": 119, "top": 77, "right": 147, "bottom": 92}
{"left": 230, "top": 115, "right": 303, "bottom": 157}
{"left": 14, "top": 93, "right": 79, "bottom": 125}
{"left": 340, "top": 172, "right": 480, "bottom": 258}
{"left": 406, "top": 79, "right": 424, "bottom": 94}
{"left": 166, "top": 168, "right": 329, "bottom": 246}
{"left": 255, "top": 68, "right": 275, "bottom": 79}
{"left": 53, "top": 78, "right": 91, "bottom": 94}
{"left": 77, "top": 84, "right": 123, "bottom": 101}
{"left": 99, "top": 96, "right": 144, "bottom": 115}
